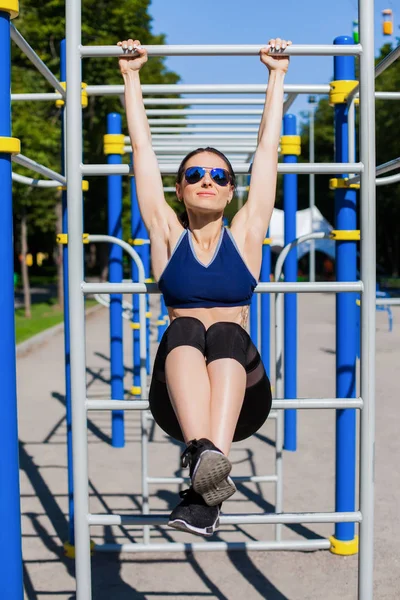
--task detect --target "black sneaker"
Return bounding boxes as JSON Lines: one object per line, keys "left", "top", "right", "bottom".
{"left": 180, "top": 438, "right": 236, "bottom": 506}
{"left": 168, "top": 488, "right": 221, "bottom": 537}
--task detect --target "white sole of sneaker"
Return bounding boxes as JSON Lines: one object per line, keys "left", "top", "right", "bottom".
{"left": 192, "top": 450, "right": 236, "bottom": 506}
{"left": 168, "top": 516, "right": 220, "bottom": 537}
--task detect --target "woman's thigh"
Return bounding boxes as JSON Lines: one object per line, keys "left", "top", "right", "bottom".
{"left": 149, "top": 319, "right": 272, "bottom": 443}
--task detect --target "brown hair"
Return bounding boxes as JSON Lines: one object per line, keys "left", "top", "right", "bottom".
{"left": 175, "top": 147, "right": 237, "bottom": 228}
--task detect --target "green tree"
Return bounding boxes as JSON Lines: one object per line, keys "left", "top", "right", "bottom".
{"left": 299, "top": 43, "right": 400, "bottom": 277}
{"left": 12, "top": 0, "right": 181, "bottom": 299}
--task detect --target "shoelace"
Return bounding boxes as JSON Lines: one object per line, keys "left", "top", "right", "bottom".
{"left": 180, "top": 440, "right": 199, "bottom": 468}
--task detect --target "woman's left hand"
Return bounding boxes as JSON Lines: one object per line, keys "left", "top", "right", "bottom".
{"left": 260, "top": 38, "right": 292, "bottom": 73}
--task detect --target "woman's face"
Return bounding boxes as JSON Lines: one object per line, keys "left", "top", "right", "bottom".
{"left": 176, "top": 152, "right": 234, "bottom": 216}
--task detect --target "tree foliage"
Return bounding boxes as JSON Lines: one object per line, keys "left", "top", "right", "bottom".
{"left": 299, "top": 43, "right": 400, "bottom": 276}
{"left": 12, "top": 0, "right": 180, "bottom": 262}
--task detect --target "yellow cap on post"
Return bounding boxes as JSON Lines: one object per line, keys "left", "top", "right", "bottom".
{"left": 55, "top": 82, "right": 87, "bottom": 108}
{"left": 57, "top": 180, "right": 89, "bottom": 192}
{"left": 56, "top": 233, "right": 89, "bottom": 244}
{"left": 280, "top": 135, "right": 301, "bottom": 156}
{"left": 0, "top": 137, "right": 20, "bottom": 154}
{"left": 329, "top": 535, "right": 359, "bottom": 556}
{"left": 329, "top": 80, "right": 358, "bottom": 105}
{"left": 0, "top": 0, "right": 19, "bottom": 18}
{"left": 329, "top": 178, "right": 360, "bottom": 190}
{"left": 103, "top": 134, "right": 125, "bottom": 156}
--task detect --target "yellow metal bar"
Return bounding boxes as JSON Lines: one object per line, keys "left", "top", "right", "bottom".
{"left": 330, "top": 230, "right": 360, "bottom": 241}
{"left": 0, "top": 136, "right": 20, "bottom": 154}
{"left": 329, "top": 178, "right": 360, "bottom": 190}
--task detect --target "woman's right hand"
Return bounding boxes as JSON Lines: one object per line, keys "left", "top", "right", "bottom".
{"left": 117, "top": 39, "right": 148, "bottom": 75}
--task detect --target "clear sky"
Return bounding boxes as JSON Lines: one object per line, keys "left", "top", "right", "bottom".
{"left": 148, "top": 0, "right": 398, "bottom": 128}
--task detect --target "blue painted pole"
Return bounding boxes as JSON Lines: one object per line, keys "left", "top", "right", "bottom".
{"left": 130, "top": 162, "right": 141, "bottom": 396}
{"left": 250, "top": 293, "right": 258, "bottom": 347}
{"left": 157, "top": 295, "right": 168, "bottom": 341}
{"left": 107, "top": 113, "right": 124, "bottom": 447}
{"left": 260, "top": 234, "right": 271, "bottom": 376}
{"left": 333, "top": 35, "right": 357, "bottom": 548}
{"left": 283, "top": 114, "right": 298, "bottom": 451}
{"left": 60, "top": 38, "right": 75, "bottom": 547}
{"left": 0, "top": 10, "right": 23, "bottom": 598}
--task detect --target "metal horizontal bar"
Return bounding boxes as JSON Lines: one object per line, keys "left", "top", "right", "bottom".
{"left": 147, "top": 119, "right": 261, "bottom": 126}
{"left": 94, "top": 281, "right": 362, "bottom": 295}
{"left": 94, "top": 539, "right": 331, "bottom": 553}
{"left": 10, "top": 25, "right": 65, "bottom": 96}
{"left": 86, "top": 399, "right": 149, "bottom": 411}
{"left": 348, "top": 44, "right": 400, "bottom": 103}
{"left": 375, "top": 92, "right": 400, "bottom": 100}
{"left": 272, "top": 398, "right": 363, "bottom": 409}
{"left": 348, "top": 156, "right": 400, "bottom": 185}
{"left": 150, "top": 127, "right": 260, "bottom": 134}
{"left": 12, "top": 154, "right": 66, "bottom": 185}
{"left": 88, "top": 511, "right": 362, "bottom": 526}
{"left": 147, "top": 475, "right": 278, "bottom": 485}
{"left": 147, "top": 146, "right": 257, "bottom": 153}
{"left": 81, "top": 162, "right": 363, "bottom": 177}
{"left": 82, "top": 281, "right": 363, "bottom": 295}
{"left": 145, "top": 99, "right": 268, "bottom": 106}
{"left": 376, "top": 172, "right": 400, "bottom": 186}
{"left": 375, "top": 298, "right": 400, "bottom": 306}
{"left": 82, "top": 44, "right": 362, "bottom": 58}
{"left": 375, "top": 43, "right": 400, "bottom": 78}
{"left": 12, "top": 172, "right": 60, "bottom": 188}
{"left": 86, "top": 83, "right": 331, "bottom": 96}
{"left": 11, "top": 93, "right": 62, "bottom": 102}
{"left": 147, "top": 108, "right": 265, "bottom": 116}
{"left": 151, "top": 133, "right": 258, "bottom": 139}
{"left": 86, "top": 397, "right": 363, "bottom": 412}
{"left": 12, "top": 90, "right": 395, "bottom": 104}
{"left": 163, "top": 186, "right": 249, "bottom": 193}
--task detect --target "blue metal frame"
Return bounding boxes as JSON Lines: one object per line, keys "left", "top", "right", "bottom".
{"left": 130, "top": 163, "right": 140, "bottom": 394}
{"left": 261, "top": 235, "right": 271, "bottom": 375}
{"left": 60, "top": 38, "right": 75, "bottom": 546}
{"left": 107, "top": 113, "right": 125, "bottom": 447}
{"left": 0, "top": 10, "right": 23, "bottom": 598}
{"left": 283, "top": 114, "right": 298, "bottom": 451}
{"left": 333, "top": 35, "right": 357, "bottom": 544}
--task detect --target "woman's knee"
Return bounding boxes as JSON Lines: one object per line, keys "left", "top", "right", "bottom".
{"left": 165, "top": 316, "right": 207, "bottom": 356}
{"left": 205, "top": 321, "right": 248, "bottom": 368}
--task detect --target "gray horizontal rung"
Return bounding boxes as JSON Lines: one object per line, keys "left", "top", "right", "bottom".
{"left": 95, "top": 539, "right": 331, "bottom": 553}
{"left": 273, "top": 398, "right": 363, "bottom": 409}
{"left": 82, "top": 281, "right": 363, "bottom": 295}
{"left": 86, "top": 398, "right": 362, "bottom": 411}
{"left": 81, "top": 162, "right": 363, "bottom": 176}
{"left": 81, "top": 44, "right": 362, "bottom": 58}
{"left": 147, "top": 475, "right": 278, "bottom": 485}
{"left": 88, "top": 511, "right": 361, "bottom": 526}
{"left": 86, "top": 399, "right": 149, "bottom": 411}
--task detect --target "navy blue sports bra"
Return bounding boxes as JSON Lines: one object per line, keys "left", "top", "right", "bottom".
{"left": 158, "top": 228, "right": 257, "bottom": 309}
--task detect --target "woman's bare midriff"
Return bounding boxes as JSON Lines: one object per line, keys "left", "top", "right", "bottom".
{"left": 167, "top": 305, "right": 250, "bottom": 330}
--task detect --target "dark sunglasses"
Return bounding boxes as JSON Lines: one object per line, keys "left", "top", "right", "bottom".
{"left": 184, "top": 166, "right": 231, "bottom": 187}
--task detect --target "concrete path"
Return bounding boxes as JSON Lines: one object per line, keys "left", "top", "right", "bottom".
{"left": 17, "top": 295, "right": 400, "bottom": 599}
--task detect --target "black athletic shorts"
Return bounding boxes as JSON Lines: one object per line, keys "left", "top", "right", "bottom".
{"left": 148, "top": 316, "right": 272, "bottom": 442}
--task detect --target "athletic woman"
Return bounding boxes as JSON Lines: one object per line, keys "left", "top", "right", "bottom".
{"left": 118, "top": 37, "right": 291, "bottom": 537}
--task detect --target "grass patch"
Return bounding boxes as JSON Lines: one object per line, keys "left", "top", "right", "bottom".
{"left": 15, "top": 299, "right": 97, "bottom": 345}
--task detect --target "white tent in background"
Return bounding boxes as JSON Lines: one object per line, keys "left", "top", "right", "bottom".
{"left": 269, "top": 206, "right": 336, "bottom": 259}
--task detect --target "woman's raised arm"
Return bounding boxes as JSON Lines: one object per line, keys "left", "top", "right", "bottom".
{"left": 231, "top": 38, "right": 291, "bottom": 243}
{"left": 118, "top": 39, "right": 179, "bottom": 236}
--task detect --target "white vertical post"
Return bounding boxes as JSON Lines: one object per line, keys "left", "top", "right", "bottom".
{"left": 358, "top": 0, "right": 376, "bottom": 598}
{"left": 308, "top": 97, "right": 316, "bottom": 282}
{"left": 65, "top": 0, "right": 92, "bottom": 597}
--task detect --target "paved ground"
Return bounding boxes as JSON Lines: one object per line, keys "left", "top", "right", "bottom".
{"left": 17, "top": 294, "right": 400, "bottom": 600}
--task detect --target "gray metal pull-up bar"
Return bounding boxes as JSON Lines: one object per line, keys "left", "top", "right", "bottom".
{"left": 81, "top": 43, "right": 363, "bottom": 58}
